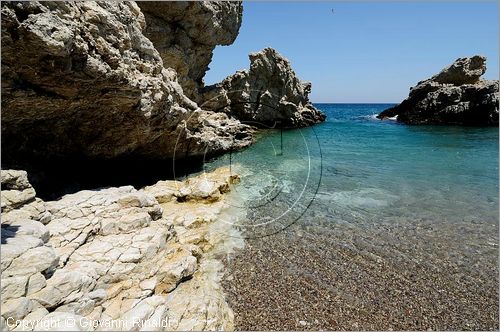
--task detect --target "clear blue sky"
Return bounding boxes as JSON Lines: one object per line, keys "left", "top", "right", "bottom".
{"left": 204, "top": 1, "right": 499, "bottom": 103}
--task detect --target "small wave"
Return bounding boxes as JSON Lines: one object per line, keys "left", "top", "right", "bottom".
{"left": 362, "top": 113, "right": 399, "bottom": 121}
{"left": 356, "top": 114, "right": 380, "bottom": 121}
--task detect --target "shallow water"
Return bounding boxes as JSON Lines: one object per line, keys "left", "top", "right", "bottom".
{"left": 205, "top": 104, "right": 499, "bottom": 330}
{"left": 206, "top": 103, "right": 498, "bottom": 233}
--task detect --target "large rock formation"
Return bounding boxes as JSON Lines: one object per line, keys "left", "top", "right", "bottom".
{"left": 1, "top": 1, "right": 324, "bottom": 174}
{"left": 137, "top": 1, "right": 243, "bottom": 100}
{"left": 0, "top": 1, "right": 249, "bottom": 169}
{"left": 1, "top": 167, "right": 243, "bottom": 331}
{"left": 377, "top": 56, "right": 499, "bottom": 125}
{"left": 200, "top": 48, "right": 326, "bottom": 127}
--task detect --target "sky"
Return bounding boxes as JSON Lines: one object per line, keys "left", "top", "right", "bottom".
{"left": 204, "top": 1, "right": 499, "bottom": 103}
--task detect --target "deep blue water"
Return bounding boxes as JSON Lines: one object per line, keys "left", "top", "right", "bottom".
{"left": 206, "top": 103, "right": 499, "bottom": 235}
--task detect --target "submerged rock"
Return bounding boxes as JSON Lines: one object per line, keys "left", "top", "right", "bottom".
{"left": 199, "top": 47, "right": 326, "bottom": 127}
{"left": 378, "top": 56, "right": 499, "bottom": 125}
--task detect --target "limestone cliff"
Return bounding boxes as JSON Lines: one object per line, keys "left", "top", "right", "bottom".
{"left": 200, "top": 48, "right": 326, "bottom": 127}
{"left": 1, "top": 1, "right": 252, "bottom": 170}
{"left": 2, "top": 1, "right": 323, "bottom": 174}
{"left": 378, "top": 56, "right": 499, "bottom": 125}
{"left": 138, "top": 1, "right": 243, "bottom": 101}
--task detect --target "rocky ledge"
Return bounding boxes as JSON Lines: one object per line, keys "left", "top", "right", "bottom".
{"left": 1, "top": 168, "right": 244, "bottom": 331}
{"left": 377, "top": 56, "right": 499, "bottom": 125}
{"left": 1, "top": 1, "right": 324, "bottom": 171}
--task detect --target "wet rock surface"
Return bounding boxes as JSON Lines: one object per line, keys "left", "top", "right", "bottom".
{"left": 200, "top": 48, "right": 326, "bottom": 127}
{"left": 1, "top": 167, "right": 242, "bottom": 331}
{"left": 378, "top": 56, "right": 499, "bottom": 125}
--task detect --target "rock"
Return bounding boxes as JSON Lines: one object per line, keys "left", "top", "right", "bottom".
{"left": 3, "top": 246, "right": 58, "bottom": 277}
{"left": 2, "top": 199, "right": 52, "bottom": 226}
{"left": 378, "top": 56, "right": 499, "bottom": 125}
{"left": 155, "top": 248, "right": 198, "bottom": 294}
{"left": 1, "top": 297, "right": 33, "bottom": 321}
{"left": 1, "top": 1, "right": 251, "bottom": 171}
{"left": 1, "top": 170, "right": 31, "bottom": 191}
{"left": 118, "top": 296, "right": 165, "bottom": 331}
{"left": 163, "top": 258, "right": 235, "bottom": 331}
{"left": 430, "top": 55, "right": 486, "bottom": 85}
{"left": 12, "top": 307, "right": 49, "bottom": 331}
{"left": 35, "top": 312, "right": 91, "bottom": 331}
{"left": 1, "top": 235, "right": 45, "bottom": 272}
{"left": 1, "top": 155, "right": 242, "bottom": 329}
{"left": 1, "top": 170, "right": 36, "bottom": 212}
{"left": 143, "top": 180, "right": 182, "bottom": 203}
{"left": 27, "top": 273, "right": 47, "bottom": 296}
{"left": 2, "top": 219, "right": 50, "bottom": 243}
{"left": 86, "top": 289, "right": 107, "bottom": 304}
{"left": 29, "top": 270, "right": 96, "bottom": 309}
{"left": 2, "top": 1, "right": 322, "bottom": 182}
{"left": 199, "top": 47, "right": 326, "bottom": 127}
{"left": 1, "top": 276, "right": 29, "bottom": 301}
{"left": 175, "top": 166, "right": 240, "bottom": 202}
{"left": 138, "top": 2, "right": 243, "bottom": 100}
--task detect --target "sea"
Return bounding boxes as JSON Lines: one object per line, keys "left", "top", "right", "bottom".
{"left": 204, "top": 103, "right": 499, "bottom": 330}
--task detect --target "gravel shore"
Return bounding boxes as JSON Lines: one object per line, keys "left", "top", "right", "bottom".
{"left": 222, "top": 211, "right": 499, "bottom": 330}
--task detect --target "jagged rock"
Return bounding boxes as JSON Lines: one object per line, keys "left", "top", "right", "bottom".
{"left": 430, "top": 55, "right": 487, "bottom": 85}
{"left": 1, "top": 276, "right": 30, "bottom": 302}
{"left": 1, "top": 168, "right": 240, "bottom": 330}
{"left": 143, "top": 180, "right": 183, "bottom": 204}
{"left": 2, "top": 1, "right": 322, "bottom": 178}
{"left": 199, "top": 48, "right": 326, "bottom": 127}
{"left": 378, "top": 56, "right": 499, "bottom": 125}
{"left": 2, "top": 198, "right": 52, "bottom": 226}
{"left": 35, "top": 312, "right": 91, "bottom": 331}
{"left": 138, "top": 2, "right": 243, "bottom": 100}
{"left": 12, "top": 307, "right": 49, "bottom": 331}
{"left": 1, "top": 1, "right": 251, "bottom": 171}
{"left": 3, "top": 246, "right": 58, "bottom": 278}
{"left": 1, "top": 170, "right": 35, "bottom": 212}
{"left": 176, "top": 167, "right": 240, "bottom": 202}
{"left": 1, "top": 297, "right": 33, "bottom": 321}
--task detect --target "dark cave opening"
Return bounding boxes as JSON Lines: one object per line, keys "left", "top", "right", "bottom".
{"left": 2, "top": 156, "right": 206, "bottom": 201}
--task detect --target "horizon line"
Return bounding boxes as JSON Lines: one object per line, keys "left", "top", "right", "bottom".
{"left": 312, "top": 102, "right": 397, "bottom": 104}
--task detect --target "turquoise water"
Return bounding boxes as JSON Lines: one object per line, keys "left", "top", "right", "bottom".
{"left": 209, "top": 103, "right": 498, "bottom": 330}
{"left": 206, "top": 103, "right": 498, "bottom": 236}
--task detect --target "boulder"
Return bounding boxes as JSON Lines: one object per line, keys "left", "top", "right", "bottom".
{"left": 378, "top": 56, "right": 499, "bottom": 125}
{"left": 199, "top": 48, "right": 326, "bottom": 127}
{"left": 430, "top": 55, "right": 487, "bottom": 85}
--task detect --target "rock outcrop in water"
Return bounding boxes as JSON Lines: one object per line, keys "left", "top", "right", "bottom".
{"left": 1, "top": 1, "right": 323, "bottom": 171}
{"left": 1, "top": 168, "right": 242, "bottom": 331}
{"left": 200, "top": 48, "right": 326, "bottom": 127}
{"left": 377, "top": 56, "right": 499, "bottom": 125}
